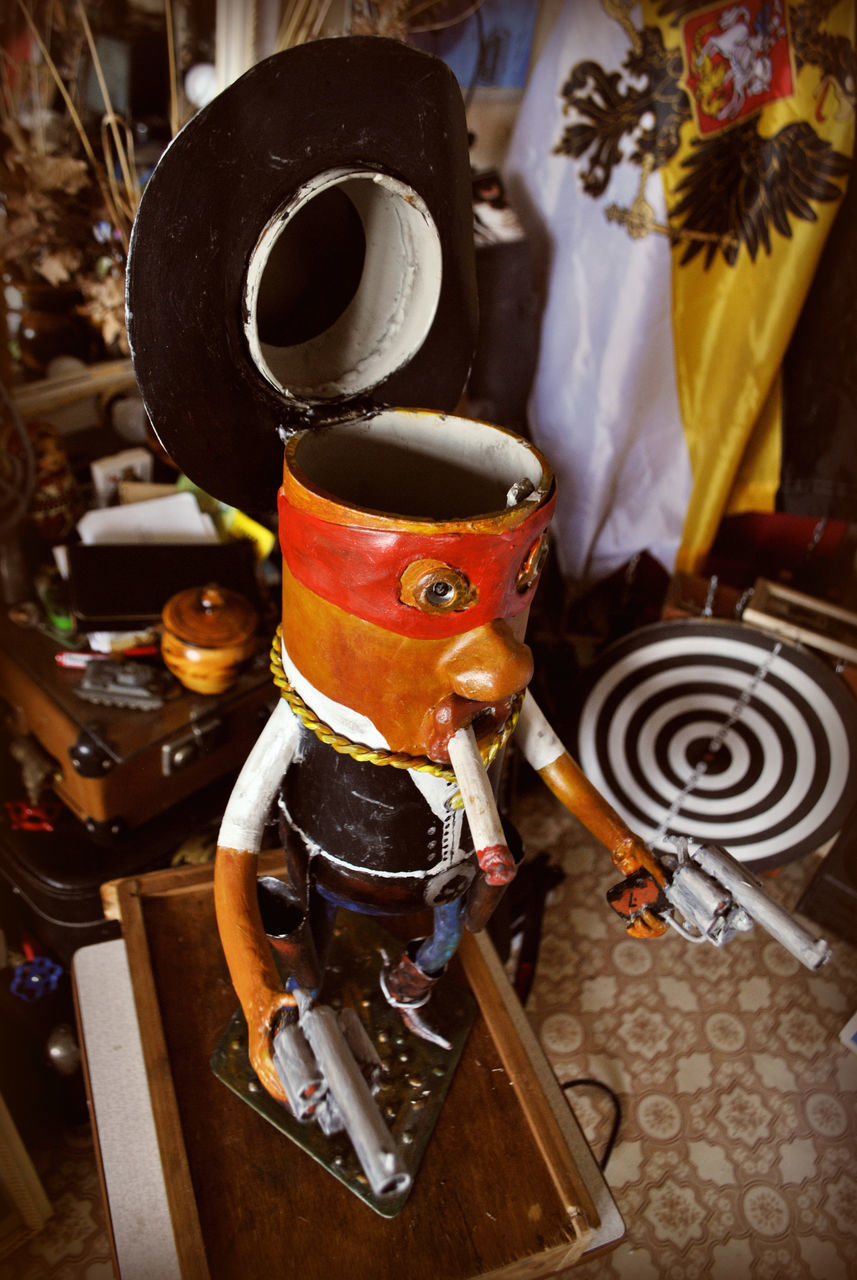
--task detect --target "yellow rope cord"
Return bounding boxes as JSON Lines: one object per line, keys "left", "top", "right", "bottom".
{"left": 269, "top": 628, "right": 520, "bottom": 799}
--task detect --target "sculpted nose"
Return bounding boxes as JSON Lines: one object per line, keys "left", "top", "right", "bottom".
{"left": 441, "top": 620, "right": 533, "bottom": 703}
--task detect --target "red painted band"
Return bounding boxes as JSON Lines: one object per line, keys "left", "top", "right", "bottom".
{"left": 476, "top": 844, "right": 517, "bottom": 886}
{"left": 278, "top": 489, "right": 555, "bottom": 638}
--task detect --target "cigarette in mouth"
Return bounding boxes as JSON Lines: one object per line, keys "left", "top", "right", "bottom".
{"left": 447, "top": 725, "right": 516, "bottom": 886}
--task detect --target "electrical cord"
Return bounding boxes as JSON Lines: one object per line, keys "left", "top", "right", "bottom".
{"left": 562, "top": 1078, "right": 622, "bottom": 1171}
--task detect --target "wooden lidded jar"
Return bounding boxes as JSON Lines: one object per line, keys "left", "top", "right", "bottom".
{"left": 161, "top": 583, "right": 258, "bottom": 694}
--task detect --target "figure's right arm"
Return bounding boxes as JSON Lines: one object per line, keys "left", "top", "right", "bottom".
{"left": 214, "top": 699, "right": 301, "bottom": 1102}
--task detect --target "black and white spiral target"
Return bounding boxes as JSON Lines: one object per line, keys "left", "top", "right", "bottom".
{"left": 573, "top": 620, "right": 857, "bottom": 870}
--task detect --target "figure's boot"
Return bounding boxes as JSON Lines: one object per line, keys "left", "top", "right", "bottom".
{"left": 380, "top": 945, "right": 452, "bottom": 1051}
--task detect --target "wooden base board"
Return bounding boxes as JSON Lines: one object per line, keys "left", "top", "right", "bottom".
{"left": 83, "top": 863, "right": 623, "bottom": 1279}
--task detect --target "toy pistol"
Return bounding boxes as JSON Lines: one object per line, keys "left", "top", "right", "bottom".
{"left": 607, "top": 837, "right": 832, "bottom": 971}
{"left": 272, "top": 987, "right": 410, "bottom": 1200}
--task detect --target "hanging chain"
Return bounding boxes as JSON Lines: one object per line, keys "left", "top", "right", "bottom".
{"left": 733, "top": 584, "right": 755, "bottom": 618}
{"left": 646, "top": 638, "right": 783, "bottom": 849}
{"left": 803, "top": 517, "right": 828, "bottom": 563}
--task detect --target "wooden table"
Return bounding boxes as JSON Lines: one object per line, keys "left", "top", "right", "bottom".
{"left": 74, "top": 863, "right": 624, "bottom": 1279}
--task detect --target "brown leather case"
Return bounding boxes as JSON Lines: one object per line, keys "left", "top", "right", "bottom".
{"left": 0, "top": 612, "right": 276, "bottom": 839}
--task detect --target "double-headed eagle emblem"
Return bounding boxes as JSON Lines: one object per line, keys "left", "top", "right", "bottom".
{"left": 554, "top": 1, "right": 854, "bottom": 267}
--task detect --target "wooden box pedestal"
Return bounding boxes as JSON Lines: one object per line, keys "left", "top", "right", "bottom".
{"left": 75, "top": 863, "right": 623, "bottom": 1280}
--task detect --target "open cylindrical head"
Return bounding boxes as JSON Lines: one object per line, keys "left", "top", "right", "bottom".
{"left": 245, "top": 168, "right": 443, "bottom": 404}
{"left": 278, "top": 410, "right": 556, "bottom": 759}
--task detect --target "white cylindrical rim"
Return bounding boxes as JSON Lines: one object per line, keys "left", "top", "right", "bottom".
{"left": 244, "top": 167, "right": 442, "bottom": 402}
{"left": 292, "top": 409, "right": 551, "bottom": 520}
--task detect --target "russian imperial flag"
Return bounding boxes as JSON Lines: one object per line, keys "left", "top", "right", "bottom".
{"left": 504, "top": 0, "right": 855, "bottom": 586}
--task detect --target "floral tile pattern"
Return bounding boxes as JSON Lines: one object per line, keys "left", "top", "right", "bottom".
{"left": 4, "top": 779, "right": 855, "bottom": 1280}
{"left": 515, "top": 783, "right": 857, "bottom": 1280}
{"left": 0, "top": 1125, "right": 113, "bottom": 1280}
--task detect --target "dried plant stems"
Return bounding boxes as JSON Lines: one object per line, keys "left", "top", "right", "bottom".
{"left": 275, "top": 0, "right": 335, "bottom": 51}
{"left": 14, "top": 3, "right": 99, "bottom": 178}
{"left": 13, "top": 0, "right": 131, "bottom": 251}
{"left": 164, "top": 0, "right": 179, "bottom": 137}
{"left": 75, "top": 0, "right": 137, "bottom": 233}
{"left": 405, "top": 0, "right": 485, "bottom": 30}
{"left": 99, "top": 114, "right": 137, "bottom": 228}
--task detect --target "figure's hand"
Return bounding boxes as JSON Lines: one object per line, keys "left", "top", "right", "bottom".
{"left": 624, "top": 911, "right": 668, "bottom": 939}
{"left": 245, "top": 985, "right": 297, "bottom": 1105}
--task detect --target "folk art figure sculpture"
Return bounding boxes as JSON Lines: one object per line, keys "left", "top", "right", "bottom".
{"left": 127, "top": 37, "right": 831, "bottom": 1208}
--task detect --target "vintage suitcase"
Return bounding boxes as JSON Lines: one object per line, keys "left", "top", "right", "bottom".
{"left": 0, "top": 751, "right": 236, "bottom": 963}
{"left": 0, "top": 610, "right": 278, "bottom": 840}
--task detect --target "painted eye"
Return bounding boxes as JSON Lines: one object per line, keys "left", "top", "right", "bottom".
{"left": 516, "top": 534, "right": 549, "bottom": 593}
{"left": 399, "top": 560, "right": 475, "bottom": 614}
{"left": 426, "top": 579, "right": 455, "bottom": 606}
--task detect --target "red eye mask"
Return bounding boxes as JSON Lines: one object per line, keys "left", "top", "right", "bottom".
{"left": 278, "top": 488, "right": 556, "bottom": 639}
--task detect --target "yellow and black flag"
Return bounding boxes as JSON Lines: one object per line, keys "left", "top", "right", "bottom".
{"left": 505, "top": 0, "right": 855, "bottom": 585}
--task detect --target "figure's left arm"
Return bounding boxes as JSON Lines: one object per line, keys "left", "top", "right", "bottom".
{"left": 515, "top": 694, "right": 668, "bottom": 938}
